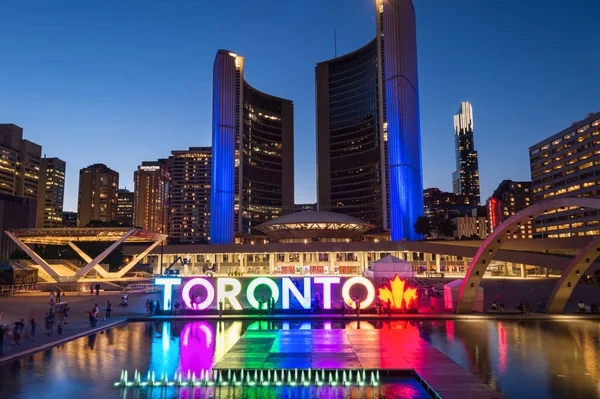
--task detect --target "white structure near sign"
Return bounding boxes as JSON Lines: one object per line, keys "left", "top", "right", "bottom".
{"left": 363, "top": 255, "right": 415, "bottom": 279}
{"left": 444, "top": 279, "right": 484, "bottom": 312}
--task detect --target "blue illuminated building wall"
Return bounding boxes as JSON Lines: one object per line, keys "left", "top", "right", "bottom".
{"left": 210, "top": 51, "right": 239, "bottom": 244}
{"left": 382, "top": 0, "right": 423, "bottom": 241}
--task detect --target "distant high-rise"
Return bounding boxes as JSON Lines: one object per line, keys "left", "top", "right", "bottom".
{"left": 529, "top": 112, "right": 600, "bottom": 237}
{"left": 0, "top": 124, "right": 42, "bottom": 200}
{"left": 487, "top": 180, "right": 532, "bottom": 238}
{"left": 452, "top": 101, "right": 480, "bottom": 206}
{"left": 36, "top": 157, "right": 66, "bottom": 228}
{"left": 169, "top": 147, "right": 212, "bottom": 244}
{"left": 62, "top": 211, "right": 77, "bottom": 227}
{"left": 116, "top": 188, "right": 134, "bottom": 226}
{"left": 133, "top": 160, "right": 169, "bottom": 233}
{"left": 210, "top": 50, "right": 294, "bottom": 244}
{"left": 77, "top": 163, "right": 119, "bottom": 227}
{"left": 316, "top": 0, "right": 423, "bottom": 240}
{"left": 423, "top": 188, "right": 470, "bottom": 218}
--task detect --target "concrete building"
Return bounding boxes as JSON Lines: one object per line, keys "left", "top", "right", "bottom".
{"left": 133, "top": 160, "right": 169, "bottom": 233}
{"left": 316, "top": 0, "right": 423, "bottom": 240}
{"left": 0, "top": 193, "right": 36, "bottom": 258}
{"left": 0, "top": 124, "right": 42, "bottom": 200}
{"left": 62, "top": 211, "right": 77, "bottom": 227}
{"left": 487, "top": 180, "right": 532, "bottom": 238}
{"left": 77, "top": 163, "right": 119, "bottom": 226}
{"left": 529, "top": 112, "right": 600, "bottom": 237}
{"left": 452, "top": 216, "right": 488, "bottom": 239}
{"left": 116, "top": 188, "right": 134, "bottom": 226}
{"left": 294, "top": 203, "right": 317, "bottom": 213}
{"left": 452, "top": 101, "right": 480, "bottom": 206}
{"left": 210, "top": 50, "right": 294, "bottom": 244}
{"left": 169, "top": 147, "right": 211, "bottom": 244}
{"left": 423, "top": 188, "right": 470, "bottom": 218}
{"left": 36, "top": 157, "right": 66, "bottom": 228}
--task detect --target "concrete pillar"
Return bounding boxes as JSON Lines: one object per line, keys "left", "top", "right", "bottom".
{"left": 239, "top": 254, "right": 244, "bottom": 274}
{"left": 545, "top": 267, "right": 549, "bottom": 277}
{"left": 426, "top": 253, "right": 431, "bottom": 271}
{"left": 183, "top": 264, "right": 189, "bottom": 276}
{"left": 269, "top": 252, "right": 275, "bottom": 275}
{"left": 503, "top": 261, "right": 508, "bottom": 276}
{"left": 216, "top": 255, "right": 221, "bottom": 274}
{"left": 329, "top": 252, "right": 335, "bottom": 274}
{"left": 463, "top": 258, "right": 468, "bottom": 273}
{"left": 520, "top": 264, "right": 526, "bottom": 278}
{"left": 435, "top": 254, "right": 441, "bottom": 273}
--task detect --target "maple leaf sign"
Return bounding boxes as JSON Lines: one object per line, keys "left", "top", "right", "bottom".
{"left": 378, "top": 275, "right": 418, "bottom": 309}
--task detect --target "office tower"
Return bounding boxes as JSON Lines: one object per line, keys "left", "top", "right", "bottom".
{"left": 62, "top": 211, "right": 77, "bottom": 227}
{"left": 36, "top": 157, "right": 66, "bottom": 228}
{"left": 423, "top": 188, "right": 470, "bottom": 218}
{"left": 169, "top": 147, "right": 211, "bottom": 244}
{"left": 0, "top": 194, "right": 36, "bottom": 258}
{"left": 529, "top": 112, "right": 600, "bottom": 237}
{"left": 0, "top": 124, "right": 42, "bottom": 199}
{"left": 77, "top": 163, "right": 119, "bottom": 226}
{"left": 487, "top": 180, "right": 532, "bottom": 238}
{"left": 210, "top": 50, "right": 294, "bottom": 244}
{"left": 116, "top": 188, "right": 134, "bottom": 226}
{"left": 316, "top": 0, "right": 423, "bottom": 240}
{"left": 133, "top": 160, "right": 169, "bottom": 233}
{"left": 452, "top": 101, "right": 480, "bottom": 206}
{"left": 294, "top": 203, "right": 317, "bottom": 213}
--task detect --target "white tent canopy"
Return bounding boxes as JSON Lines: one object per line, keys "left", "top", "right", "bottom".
{"left": 444, "top": 279, "right": 484, "bottom": 312}
{"left": 364, "top": 255, "right": 416, "bottom": 278}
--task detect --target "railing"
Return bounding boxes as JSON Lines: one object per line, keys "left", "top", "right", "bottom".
{"left": 0, "top": 284, "right": 40, "bottom": 295}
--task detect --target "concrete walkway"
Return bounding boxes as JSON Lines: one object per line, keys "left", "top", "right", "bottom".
{"left": 0, "top": 291, "right": 156, "bottom": 363}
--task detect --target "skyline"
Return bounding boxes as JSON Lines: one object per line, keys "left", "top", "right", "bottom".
{"left": 1, "top": 0, "right": 599, "bottom": 212}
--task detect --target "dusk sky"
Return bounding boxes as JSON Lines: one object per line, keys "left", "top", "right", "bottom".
{"left": 1, "top": 0, "right": 598, "bottom": 212}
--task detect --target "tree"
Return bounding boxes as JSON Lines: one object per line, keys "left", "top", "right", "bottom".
{"left": 414, "top": 216, "right": 431, "bottom": 238}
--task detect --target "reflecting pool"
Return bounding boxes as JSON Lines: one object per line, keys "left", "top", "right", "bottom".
{"left": 0, "top": 320, "right": 598, "bottom": 399}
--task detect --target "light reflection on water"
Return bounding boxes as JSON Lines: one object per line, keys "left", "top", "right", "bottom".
{"left": 0, "top": 320, "right": 598, "bottom": 399}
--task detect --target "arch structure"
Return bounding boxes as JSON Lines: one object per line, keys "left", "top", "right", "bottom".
{"left": 456, "top": 197, "right": 600, "bottom": 314}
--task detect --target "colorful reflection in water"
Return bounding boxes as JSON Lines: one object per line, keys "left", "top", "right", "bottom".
{"left": 0, "top": 320, "right": 598, "bottom": 399}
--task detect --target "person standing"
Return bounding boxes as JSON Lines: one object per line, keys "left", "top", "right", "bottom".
{"left": 90, "top": 285, "right": 94, "bottom": 295}
{"left": 30, "top": 319, "right": 37, "bottom": 341}
{"left": 355, "top": 297, "right": 361, "bottom": 317}
{"left": 105, "top": 300, "right": 112, "bottom": 319}
{"left": 258, "top": 296, "right": 264, "bottom": 315}
{"left": 340, "top": 299, "right": 345, "bottom": 317}
{"left": 49, "top": 291, "right": 55, "bottom": 306}
{"left": 218, "top": 299, "right": 223, "bottom": 317}
{"left": 0, "top": 324, "right": 5, "bottom": 356}
{"left": 56, "top": 290, "right": 61, "bottom": 303}
{"left": 269, "top": 297, "right": 275, "bottom": 314}
{"left": 387, "top": 299, "right": 392, "bottom": 317}
{"left": 95, "top": 283, "right": 100, "bottom": 296}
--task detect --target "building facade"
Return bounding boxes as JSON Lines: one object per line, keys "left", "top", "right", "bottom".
{"left": 116, "top": 189, "right": 134, "bottom": 226}
{"left": 36, "top": 157, "right": 66, "bottom": 228}
{"left": 62, "top": 211, "right": 77, "bottom": 227}
{"left": 77, "top": 163, "right": 119, "bottom": 227}
{"left": 423, "top": 187, "right": 470, "bottom": 218}
{"left": 210, "top": 50, "right": 294, "bottom": 244}
{"left": 133, "top": 161, "right": 169, "bottom": 233}
{"left": 169, "top": 147, "right": 212, "bottom": 244}
{"left": 294, "top": 203, "right": 317, "bottom": 213}
{"left": 0, "top": 193, "right": 36, "bottom": 259}
{"left": 452, "top": 216, "right": 488, "bottom": 239}
{"left": 452, "top": 101, "right": 480, "bottom": 206}
{"left": 529, "top": 112, "right": 600, "bottom": 237}
{"left": 0, "top": 124, "right": 42, "bottom": 200}
{"left": 487, "top": 180, "right": 532, "bottom": 238}
{"left": 316, "top": 0, "right": 423, "bottom": 240}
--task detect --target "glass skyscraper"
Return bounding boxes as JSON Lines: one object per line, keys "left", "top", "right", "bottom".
{"left": 316, "top": 0, "right": 423, "bottom": 241}
{"left": 452, "top": 101, "right": 480, "bottom": 206}
{"left": 210, "top": 50, "right": 294, "bottom": 244}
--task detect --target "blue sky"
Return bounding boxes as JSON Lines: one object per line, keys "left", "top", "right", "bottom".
{"left": 0, "top": 0, "right": 598, "bottom": 212}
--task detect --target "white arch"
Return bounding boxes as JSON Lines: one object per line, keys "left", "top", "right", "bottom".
{"left": 456, "top": 197, "right": 600, "bottom": 314}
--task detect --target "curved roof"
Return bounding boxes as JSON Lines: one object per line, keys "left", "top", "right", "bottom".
{"left": 256, "top": 211, "right": 374, "bottom": 240}
{"left": 259, "top": 211, "right": 371, "bottom": 227}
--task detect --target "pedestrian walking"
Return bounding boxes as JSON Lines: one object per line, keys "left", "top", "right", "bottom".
{"left": 12, "top": 319, "right": 24, "bottom": 346}
{"left": 48, "top": 312, "right": 55, "bottom": 335}
{"left": 49, "top": 291, "right": 55, "bottom": 306}
{"left": 340, "top": 299, "right": 346, "bottom": 316}
{"left": 29, "top": 318, "right": 37, "bottom": 341}
{"left": 269, "top": 297, "right": 275, "bottom": 314}
{"left": 105, "top": 300, "right": 112, "bottom": 319}
{"left": 218, "top": 299, "right": 223, "bottom": 317}
{"left": 387, "top": 298, "right": 392, "bottom": 317}
{"left": 90, "top": 285, "right": 94, "bottom": 295}
{"left": 95, "top": 283, "right": 100, "bottom": 296}
{"left": 355, "top": 297, "right": 361, "bottom": 317}
{"left": 63, "top": 304, "right": 70, "bottom": 324}
{"left": 56, "top": 290, "right": 61, "bottom": 303}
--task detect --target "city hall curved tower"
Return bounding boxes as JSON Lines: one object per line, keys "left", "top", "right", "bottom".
{"left": 316, "top": 0, "right": 423, "bottom": 241}
{"left": 211, "top": 50, "right": 294, "bottom": 244}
